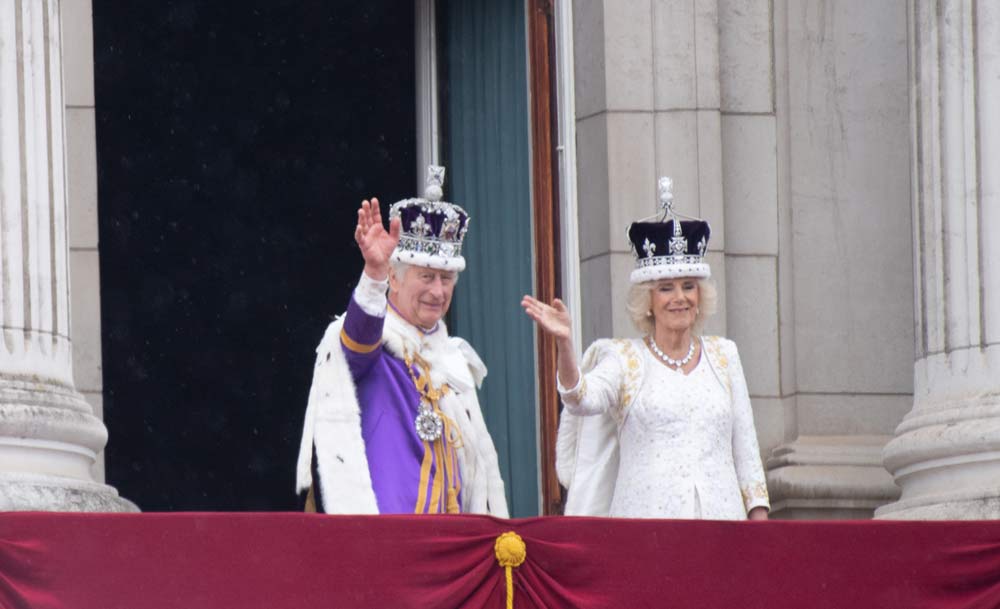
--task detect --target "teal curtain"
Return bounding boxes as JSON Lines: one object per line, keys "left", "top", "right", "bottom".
{"left": 440, "top": 0, "right": 537, "bottom": 516}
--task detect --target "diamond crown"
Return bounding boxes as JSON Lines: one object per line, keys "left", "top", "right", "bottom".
{"left": 389, "top": 165, "right": 470, "bottom": 269}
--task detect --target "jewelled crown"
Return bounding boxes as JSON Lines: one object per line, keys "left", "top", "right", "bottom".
{"left": 389, "top": 165, "right": 470, "bottom": 272}
{"left": 627, "top": 177, "right": 711, "bottom": 284}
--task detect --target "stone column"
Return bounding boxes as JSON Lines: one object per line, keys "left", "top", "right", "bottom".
{"left": 878, "top": 0, "right": 1000, "bottom": 519}
{"left": 761, "top": 0, "right": 912, "bottom": 519}
{"left": 1, "top": 0, "right": 133, "bottom": 511}
{"left": 719, "top": 0, "right": 788, "bottom": 478}
{"left": 573, "top": 0, "right": 728, "bottom": 346}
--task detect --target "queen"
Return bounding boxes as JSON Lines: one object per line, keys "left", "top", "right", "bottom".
{"left": 522, "top": 178, "right": 769, "bottom": 520}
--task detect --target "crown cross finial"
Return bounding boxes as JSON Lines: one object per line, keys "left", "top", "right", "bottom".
{"left": 658, "top": 177, "right": 674, "bottom": 214}
{"left": 659, "top": 176, "right": 684, "bottom": 242}
{"left": 425, "top": 165, "right": 446, "bottom": 202}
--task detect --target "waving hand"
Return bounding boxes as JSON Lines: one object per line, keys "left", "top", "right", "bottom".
{"left": 354, "top": 198, "right": 401, "bottom": 281}
{"left": 521, "top": 295, "right": 580, "bottom": 387}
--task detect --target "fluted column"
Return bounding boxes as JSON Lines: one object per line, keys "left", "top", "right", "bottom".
{"left": 878, "top": 0, "right": 1000, "bottom": 519}
{"left": 1, "top": 0, "right": 133, "bottom": 510}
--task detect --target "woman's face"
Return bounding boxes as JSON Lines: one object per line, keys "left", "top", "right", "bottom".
{"left": 650, "top": 277, "right": 700, "bottom": 333}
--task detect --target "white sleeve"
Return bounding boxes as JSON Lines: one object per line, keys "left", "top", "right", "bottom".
{"left": 728, "top": 341, "right": 771, "bottom": 513}
{"left": 353, "top": 271, "right": 389, "bottom": 317}
{"left": 558, "top": 340, "right": 624, "bottom": 418}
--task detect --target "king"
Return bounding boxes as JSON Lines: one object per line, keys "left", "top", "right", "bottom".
{"left": 296, "top": 166, "right": 509, "bottom": 516}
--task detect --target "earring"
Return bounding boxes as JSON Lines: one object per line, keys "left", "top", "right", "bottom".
{"left": 646, "top": 310, "right": 653, "bottom": 317}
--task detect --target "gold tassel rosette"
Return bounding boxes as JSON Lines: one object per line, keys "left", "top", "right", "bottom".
{"left": 494, "top": 531, "right": 527, "bottom": 609}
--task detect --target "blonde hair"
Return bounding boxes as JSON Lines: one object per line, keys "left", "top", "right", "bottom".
{"left": 626, "top": 278, "right": 717, "bottom": 336}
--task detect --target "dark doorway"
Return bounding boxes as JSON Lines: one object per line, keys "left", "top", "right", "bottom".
{"left": 94, "top": 1, "right": 416, "bottom": 510}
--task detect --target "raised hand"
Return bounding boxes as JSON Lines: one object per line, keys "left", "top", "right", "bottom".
{"left": 354, "top": 198, "right": 401, "bottom": 280}
{"left": 521, "top": 295, "right": 572, "bottom": 342}
{"left": 522, "top": 295, "right": 579, "bottom": 388}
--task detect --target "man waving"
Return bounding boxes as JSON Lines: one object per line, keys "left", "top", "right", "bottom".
{"left": 296, "top": 166, "right": 508, "bottom": 516}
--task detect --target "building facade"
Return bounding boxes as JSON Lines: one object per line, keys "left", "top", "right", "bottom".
{"left": 2, "top": 0, "right": 997, "bottom": 518}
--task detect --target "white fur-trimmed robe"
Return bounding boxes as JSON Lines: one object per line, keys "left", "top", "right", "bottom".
{"left": 296, "top": 307, "right": 509, "bottom": 517}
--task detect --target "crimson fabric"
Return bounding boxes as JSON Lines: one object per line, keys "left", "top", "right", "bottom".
{"left": 2, "top": 513, "right": 1000, "bottom": 609}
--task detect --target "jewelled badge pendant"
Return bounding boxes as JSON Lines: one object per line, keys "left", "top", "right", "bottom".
{"left": 415, "top": 402, "right": 444, "bottom": 442}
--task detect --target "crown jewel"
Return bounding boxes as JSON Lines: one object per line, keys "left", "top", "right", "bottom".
{"left": 627, "top": 176, "right": 711, "bottom": 283}
{"left": 389, "top": 165, "right": 470, "bottom": 272}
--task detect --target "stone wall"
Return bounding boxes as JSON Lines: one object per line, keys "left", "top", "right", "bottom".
{"left": 571, "top": 0, "right": 915, "bottom": 518}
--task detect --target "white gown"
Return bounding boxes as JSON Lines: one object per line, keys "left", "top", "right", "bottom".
{"left": 558, "top": 336, "right": 769, "bottom": 519}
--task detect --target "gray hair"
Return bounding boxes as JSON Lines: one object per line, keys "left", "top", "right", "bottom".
{"left": 626, "top": 278, "right": 717, "bottom": 336}
{"left": 388, "top": 259, "right": 460, "bottom": 285}
{"left": 389, "top": 259, "right": 411, "bottom": 282}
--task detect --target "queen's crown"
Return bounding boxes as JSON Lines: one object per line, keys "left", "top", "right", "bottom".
{"left": 626, "top": 177, "right": 712, "bottom": 283}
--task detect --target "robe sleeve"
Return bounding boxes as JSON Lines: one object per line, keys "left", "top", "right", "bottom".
{"left": 558, "top": 340, "right": 626, "bottom": 419}
{"left": 340, "top": 271, "right": 388, "bottom": 380}
{"left": 727, "top": 340, "right": 771, "bottom": 514}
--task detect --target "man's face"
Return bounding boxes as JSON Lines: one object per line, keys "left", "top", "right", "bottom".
{"left": 388, "top": 265, "right": 457, "bottom": 330}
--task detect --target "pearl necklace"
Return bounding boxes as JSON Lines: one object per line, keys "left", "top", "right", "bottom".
{"left": 647, "top": 336, "right": 695, "bottom": 368}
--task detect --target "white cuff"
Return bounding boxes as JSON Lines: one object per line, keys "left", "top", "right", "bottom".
{"left": 354, "top": 271, "right": 389, "bottom": 317}
{"left": 741, "top": 483, "right": 771, "bottom": 514}
{"left": 556, "top": 368, "right": 585, "bottom": 400}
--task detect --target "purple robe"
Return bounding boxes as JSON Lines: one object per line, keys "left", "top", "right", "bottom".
{"left": 340, "top": 296, "right": 462, "bottom": 514}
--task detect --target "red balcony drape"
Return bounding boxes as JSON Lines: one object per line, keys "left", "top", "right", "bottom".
{"left": 2, "top": 513, "right": 1000, "bottom": 609}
